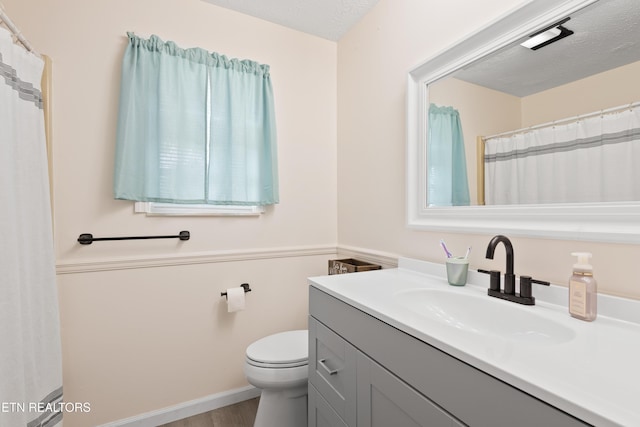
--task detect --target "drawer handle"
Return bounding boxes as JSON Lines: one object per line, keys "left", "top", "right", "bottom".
{"left": 318, "top": 358, "right": 339, "bottom": 375}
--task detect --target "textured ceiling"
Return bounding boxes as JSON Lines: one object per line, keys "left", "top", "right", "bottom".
{"left": 453, "top": 0, "right": 640, "bottom": 97}
{"left": 200, "top": 0, "right": 381, "bottom": 41}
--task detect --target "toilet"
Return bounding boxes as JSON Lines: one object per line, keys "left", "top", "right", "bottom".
{"left": 244, "top": 330, "right": 309, "bottom": 427}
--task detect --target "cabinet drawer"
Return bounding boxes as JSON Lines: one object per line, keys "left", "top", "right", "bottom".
{"left": 309, "top": 316, "right": 357, "bottom": 426}
{"left": 309, "top": 383, "right": 348, "bottom": 427}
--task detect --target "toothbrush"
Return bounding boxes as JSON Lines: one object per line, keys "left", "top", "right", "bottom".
{"left": 439, "top": 239, "right": 453, "bottom": 258}
{"left": 464, "top": 246, "right": 472, "bottom": 259}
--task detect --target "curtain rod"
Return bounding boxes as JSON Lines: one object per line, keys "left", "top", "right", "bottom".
{"left": 483, "top": 100, "right": 640, "bottom": 141}
{"left": 0, "top": 2, "right": 40, "bottom": 57}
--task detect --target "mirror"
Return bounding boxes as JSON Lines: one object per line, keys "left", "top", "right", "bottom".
{"left": 407, "top": 0, "right": 640, "bottom": 243}
{"left": 428, "top": 0, "right": 640, "bottom": 207}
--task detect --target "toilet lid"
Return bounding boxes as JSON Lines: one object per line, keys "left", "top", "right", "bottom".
{"left": 246, "top": 330, "right": 308, "bottom": 365}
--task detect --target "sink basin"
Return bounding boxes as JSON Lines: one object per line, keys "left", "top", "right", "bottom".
{"left": 394, "top": 288, "right": 575, "bottom": 345}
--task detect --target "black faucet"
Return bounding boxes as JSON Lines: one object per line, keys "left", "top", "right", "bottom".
{"left": 479, "top": 235, "right": 550, "bottom": 305}
{"left": 485, "top": 235, "right": 515, "bottom": 295}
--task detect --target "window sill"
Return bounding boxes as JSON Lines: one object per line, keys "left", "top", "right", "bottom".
{"left": 134, "top": 202, "right": 264, "bottom": 217}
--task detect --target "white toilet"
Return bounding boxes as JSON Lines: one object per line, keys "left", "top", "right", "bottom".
{"left": 244, "top": 330, "right": 309, "bottom": 427}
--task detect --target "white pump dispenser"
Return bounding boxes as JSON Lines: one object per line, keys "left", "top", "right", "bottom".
{"left": 572, "top": 252, "right": 593, "bottom": 272}
{"left": 569, "top": 252, "right": 597, "bottom": 321}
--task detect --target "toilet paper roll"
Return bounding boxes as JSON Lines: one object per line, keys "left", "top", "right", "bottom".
{"left": 225, "top": 286, "right": 246, "bottom": 313}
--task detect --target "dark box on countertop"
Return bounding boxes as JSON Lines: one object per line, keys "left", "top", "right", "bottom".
{"left": 328, "top": 258, "right": 382, "bottom": 275}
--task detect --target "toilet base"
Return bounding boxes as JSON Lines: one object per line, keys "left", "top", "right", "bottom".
{"left": 253, "top": 384, "right": 307, "bottom": 427}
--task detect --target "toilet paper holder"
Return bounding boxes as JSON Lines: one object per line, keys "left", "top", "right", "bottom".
{"left": 221, "top": 283, "right": 251, "bottom": 298}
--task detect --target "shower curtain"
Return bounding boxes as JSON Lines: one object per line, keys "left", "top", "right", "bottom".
{"left": 484, "top": 105, "right": 640, "bottom": 205}
{"left": 0, "top": 27, "right": 63, "bottom": 426}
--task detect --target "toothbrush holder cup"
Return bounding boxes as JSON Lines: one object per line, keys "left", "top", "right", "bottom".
{"left": 446, "top": 257, "right": 469, "bottom": 286}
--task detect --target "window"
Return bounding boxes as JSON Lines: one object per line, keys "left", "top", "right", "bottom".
{"left": 114, "top": 33, "right": 279, "bottom": 211}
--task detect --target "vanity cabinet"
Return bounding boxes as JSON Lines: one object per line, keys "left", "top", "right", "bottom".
{"left": 309, "top": 286, "right": 589, "bottom": 427}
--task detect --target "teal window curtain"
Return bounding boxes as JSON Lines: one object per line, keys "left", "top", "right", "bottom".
{"left": 427, "top": 104, "right": 470, "bottom": 206}
{"left": 114, "top": 33, "right": 278, "bottom": 206}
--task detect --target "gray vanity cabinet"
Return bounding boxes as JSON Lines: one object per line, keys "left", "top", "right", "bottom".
{"left": 309, "top": 286, "right": 589, "bottom": 427}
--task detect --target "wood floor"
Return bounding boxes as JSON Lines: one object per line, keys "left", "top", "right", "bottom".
{"left": 159, "top": 398, "right": 259, "bottom": 427}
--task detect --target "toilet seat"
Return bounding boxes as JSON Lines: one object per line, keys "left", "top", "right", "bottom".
{"left": 246, "top": 358, "right": 308, "bottom": 369}
{"left": 246, "top": 330, "right": 308, "bottom": 369}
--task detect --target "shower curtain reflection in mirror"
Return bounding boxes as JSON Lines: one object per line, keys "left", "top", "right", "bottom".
{"left": 427, "top": 104, "right": 470, "bottom": 207}
{"left": 484, "top": 103, "right": 640, "bottom": 205}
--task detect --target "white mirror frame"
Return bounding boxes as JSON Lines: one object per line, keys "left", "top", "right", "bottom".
{"left": 407, "top": 0, "right": 640, "bottom": 244}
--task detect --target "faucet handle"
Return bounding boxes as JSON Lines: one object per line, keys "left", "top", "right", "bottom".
{"left": 519, "top": 275, "right": 550, "bottom": 299}
{"left": 478, "top": 269, "right": 501, "bottom": 291}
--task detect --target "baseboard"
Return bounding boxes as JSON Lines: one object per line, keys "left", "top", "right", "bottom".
{"left": 97, "top": 385, "right": 261, "bottom": 427}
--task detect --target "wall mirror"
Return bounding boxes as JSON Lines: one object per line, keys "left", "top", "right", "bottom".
{"left": 407, "top": 0, "right": 640, "bottom": 243}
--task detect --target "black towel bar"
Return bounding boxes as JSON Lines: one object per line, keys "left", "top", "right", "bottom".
{"left": 78, "top": 231, "right": 190, "bottom": 245}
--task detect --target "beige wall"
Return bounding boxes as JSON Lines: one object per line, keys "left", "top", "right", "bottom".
{"left": 522, "top": 60, "right": 640, "bottom": 126}
{"left": 57, "top": 255, "right": 328, "bottom": 425}
{"left": 3, "top": 0, "right": 336, "bottom": 425}
{"left": 337, "top": 0, "right": 640, "bottom": 303}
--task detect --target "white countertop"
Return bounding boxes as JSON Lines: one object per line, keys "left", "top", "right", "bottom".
{"left": 308, "top": 258, "right": 640, "bottom": 427}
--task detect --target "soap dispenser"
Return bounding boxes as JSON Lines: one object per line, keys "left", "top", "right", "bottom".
{"left": 568, "top": 252, "right": 597, "bottom": 321}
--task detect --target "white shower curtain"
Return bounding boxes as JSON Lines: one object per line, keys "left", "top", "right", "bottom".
{"left": 484, "top": 105, "right": 640, "bottom": 205}
{"left": 0, "top": 27, "right": 63, "bottom": 426}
